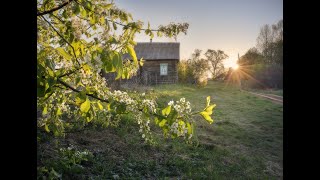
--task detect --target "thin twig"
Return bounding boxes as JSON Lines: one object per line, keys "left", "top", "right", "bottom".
{"left": 40, "top": 15, "right": 81, "bottom": 66}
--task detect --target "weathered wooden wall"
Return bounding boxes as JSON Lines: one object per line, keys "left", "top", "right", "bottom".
{"left": 141, "top": 60, "right": 178, "bottom": 84}
{"left": 102, "top": 59, "right": 179, "bottom": 88}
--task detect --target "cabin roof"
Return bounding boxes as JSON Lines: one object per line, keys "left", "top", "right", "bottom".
{"left": 122, "top": 42, "right": 180, "bottom": 60}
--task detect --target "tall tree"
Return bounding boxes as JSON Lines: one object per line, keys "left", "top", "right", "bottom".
{"left": 256, "top": 20, "right": 283, "bottom": 65}
{"left": 256, "top": 24, "right": 274, "bottom": 63}
{"left": 272, "top": 20, "right": 283, "bottom": 65}
{"left": 239, "top": 47, "right": 264, "bottom": 66}
{"left": 204, "top": 49, "right": 228, "bottom": 80}
{"left": 189, "top": 49, "right": 209, "bottom": 78}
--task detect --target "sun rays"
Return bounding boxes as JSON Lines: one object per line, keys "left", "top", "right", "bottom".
{"left": 225, "top": 64, "right": 268, "bottom": 89}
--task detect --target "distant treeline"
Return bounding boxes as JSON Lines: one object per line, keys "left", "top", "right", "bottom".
{"left": 239, "top": 19, "right": 283, "bottom": 89}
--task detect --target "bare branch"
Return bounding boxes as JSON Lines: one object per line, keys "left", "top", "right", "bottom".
{"left": 57, "top": 78, "right": 110, "bottom": 103}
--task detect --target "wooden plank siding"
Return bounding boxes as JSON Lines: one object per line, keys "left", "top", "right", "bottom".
{"left": 141, "top": 59, "right": 178, "bottom": 84}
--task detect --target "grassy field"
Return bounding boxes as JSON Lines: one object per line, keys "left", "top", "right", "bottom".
{"left": 38, "top": 81, "right": 283, "bottom": 179}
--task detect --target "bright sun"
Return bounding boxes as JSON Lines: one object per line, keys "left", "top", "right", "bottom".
{"left": 232, "top": 64, "right": 239, "bottom": 70}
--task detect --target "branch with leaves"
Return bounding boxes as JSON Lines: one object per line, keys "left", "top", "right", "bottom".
{"left": 37, "top": 0, "right": 215, "bottom": 143}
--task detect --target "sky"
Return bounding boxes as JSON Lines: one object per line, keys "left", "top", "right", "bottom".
{"left": 115, "top": 0, "right": 283, "bottom": 68}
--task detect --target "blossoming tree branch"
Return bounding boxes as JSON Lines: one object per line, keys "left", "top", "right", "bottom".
{"left": 37, "top": 0, "right": 216, "bottom": 143}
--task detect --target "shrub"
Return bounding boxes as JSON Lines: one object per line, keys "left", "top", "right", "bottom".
{"left": 196, "top": 77, "right": 208, "bottom": 87}
{"left": 178, "top": 61, "right": 195, "bottom": 83}
{"left": 178, "top": 58, "right": 209, "bottom": 87}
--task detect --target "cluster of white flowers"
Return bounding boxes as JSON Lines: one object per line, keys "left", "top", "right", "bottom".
{"left": 169, "top": 121, "right": 188, "bottom": 137}
{"left": 172, "top": 98, "right": 192, "bottom": 114}
{"left": 141, "top": 99, "right": 157, "bottom": 113}
{"left": 55, "top": 60, "right": 73, "bottom": 69}
{"left": 71, "top": 16, "right": 82, "bottom": 39}
{"left": 60, "top": 102, "right": 70, "bottom": 113}
{"left": 168, "top": 100, "right": 174, "bottom": 106}
{"left": 60, "top": 145, "right": 91, "bottom": 158}
{"left": 134, "top": 111, "right": 152, "bottom": 142}
{"left": 108, "top": 90, "right": 137, "bottom": 108}
{"left": 75, "top": 150, "right": 89, "bottom": 156}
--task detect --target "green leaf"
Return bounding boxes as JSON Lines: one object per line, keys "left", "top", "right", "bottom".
{"left": 83, "top": 64, "right": 91, "bottom": 74}
{"left": 154, "top": 117, "right": 159, "bottom": 124}
{"left": 90, "top": 16, "right": 96, "bottom": 25}
{"left": 127, "top": 45, "right": 138, "bottom": 65}
{"left": 206, "top": 96, "right": 211, "bottom": 107}
{"left": 122, "top": 68, "right": 128, "bottom": 79}
{"left": 199, "top": 111, "right": 214, "bottom": 124}
{"left": 80, "top": 44, "right": 85, "bottom": 55}
{"left": 205, "top": 104, "right": 216, "bottom": 115}
{"left": 81, "top": 8, "right": 87, "bottom": 17}
{"left": 103, "top": 3, "right": 113, "bottom": 10}
{"left": 162, "top": 105, "right": 171, "bottom": 116}
{"left": 80, "top": 98, "right": 91, "bottom": 113}
{"left": 47, "top": 69, "right": 55, "bottom": 77}
{"left": 71, "top": 41, "right": 80, "bottom": 51}
{"left": 44, "top": 82, "right": 49, "bottom": 91}
{"left": 105, "top": 61, "right": 116, "bottom": 72}
{"left": 166, "top": 108, "right": 178, "bottom": 125}
{"left": 97, "top": 101, "right": 103, "bottom": 110}
{"left": 75, "top": 97, "right": 84, "bottom": 106}
{"left": 186, "top": 122, "right": 193, "bottom": 134}
{"left": 45, "top": 124, "right": 50, "bottom": 133}
{"left": 139, "top": 58, "right": 144, "bottom": 66}
{"left": 56, "top": 108, "right": 62, "bottom": 116}
{"left": 86, "top": 111, "right": 93, "bottom": 122}
{"left": 145, "top": 29, "right": 150, "bottom": 35}
{"left": 56, "top": 47, "right": 72, "bottom": 60}
{"left": 85, "top": 1, "right": 93, "bottom": 11}
{"left": 42, "top": 106, "right": 48, "bottom": 115}
{"left": 99, "top": 17, "right": 105, "bottom": 24}
{"left": 73, "top": 4, "right": 80, "bottom": 15}
{"left": 113, "top": 53, "right": 123, "bottom": 80}
{"left": 159, "top": 119, "right": 167, "bottom": 127}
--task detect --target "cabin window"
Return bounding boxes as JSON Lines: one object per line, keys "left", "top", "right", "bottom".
{"left": 160, "top": 63, "right": 168, "bottom": 75}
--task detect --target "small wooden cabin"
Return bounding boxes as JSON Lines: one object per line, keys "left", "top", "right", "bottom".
{"left": 123, "top": 42, "right": 180, "bottom": 85}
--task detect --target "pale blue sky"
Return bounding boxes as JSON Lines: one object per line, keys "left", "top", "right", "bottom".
{"left": 115, "top": 0, "right": 283, "bottom": 67}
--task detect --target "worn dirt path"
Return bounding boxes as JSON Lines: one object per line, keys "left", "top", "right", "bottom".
{"left": 244, "top": 91, "right": 283, "bottom": 105}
